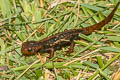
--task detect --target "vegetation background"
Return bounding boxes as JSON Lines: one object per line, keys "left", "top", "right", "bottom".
{"left": 0, "top": 0, "right": 120, "bottom": 80}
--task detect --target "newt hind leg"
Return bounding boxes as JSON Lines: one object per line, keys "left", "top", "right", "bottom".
{"left": 66, "top": 35, "right": 80, "bottom": 54}
{"left": 49, "top": 48, "right": 54, "bottom": 58}
{"left": 66, "top": 41, "right": 75, "bottom": 54}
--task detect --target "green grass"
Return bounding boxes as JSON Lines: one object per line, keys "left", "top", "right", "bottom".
{"left": 0, "top": 0, "right": 120, "bottom": 80}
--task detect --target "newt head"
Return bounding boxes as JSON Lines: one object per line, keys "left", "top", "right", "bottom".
{"left": 21, "top": 41, "right": 42, "bottom": 56}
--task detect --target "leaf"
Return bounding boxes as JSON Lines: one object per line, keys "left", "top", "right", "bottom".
{"left": 56, "top": 75, "right": 66, "bottom": 80}
{"left": 0, "top": 38, "right": 5, "bottom": 51}
{"left": 81, "top": 3, "right": 104, "bottom": 11}
{"left": 107, "top": 36, "right": 120, "bottom": 42}
{"left": 101, "top": 47, "right": 120, "bottom": 52}
{"left": 0, "top": 0, "right": 12, "bottom": 17}
{"left": 83, "top": 61, "right": 99, "bottom": 69}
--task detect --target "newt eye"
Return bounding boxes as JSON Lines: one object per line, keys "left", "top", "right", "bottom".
{"left": 27, "top": 48, "right": 33, "bottom": 52}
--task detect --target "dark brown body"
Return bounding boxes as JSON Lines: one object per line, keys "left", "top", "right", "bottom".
{"left": 21, "top": 2, "right": 120, "bottom": 57}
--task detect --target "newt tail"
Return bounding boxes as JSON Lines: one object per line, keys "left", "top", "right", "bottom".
{"left": 21, "top": 2, "right": 120, "bottom": 57}
{"left": 81, "top": 1, "right": 120, "bottom": 35}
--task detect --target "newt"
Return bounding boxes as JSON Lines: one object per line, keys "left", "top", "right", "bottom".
{"left": 21, "top": 2, "right": 120, "bottom": 58}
